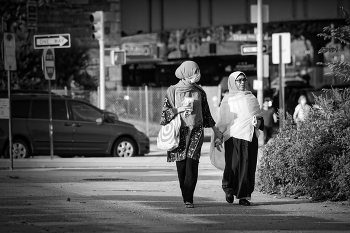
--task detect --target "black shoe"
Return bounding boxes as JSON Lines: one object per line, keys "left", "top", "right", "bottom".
{"left": 185, "top": 202, "right": 194, "bottom": 208}
{"left": 225, "top": 194, "right": 234, "bottom": 203}
{"left": 239, "top": 199, "right": 251, "bottom": 206}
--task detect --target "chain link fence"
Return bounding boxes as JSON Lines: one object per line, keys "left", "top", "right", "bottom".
{"left": 53, "top": 86, "right": 221, "bottom": 137}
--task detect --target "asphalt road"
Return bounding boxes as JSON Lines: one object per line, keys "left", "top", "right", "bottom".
{"left": 0, "top": 143, "right": 350, "bottom": 233}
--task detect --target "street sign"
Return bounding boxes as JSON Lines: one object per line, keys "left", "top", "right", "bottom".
{"left": 241, "top": 44, "right": 267, "bottom": 55}
{"left": 3, "top": 33, "right": 17, "bottom": 71}
{"left": 111, "top": 50, "right": 126, "bottom": 65}
{"left": 34, "top": 34, "right": 70, "bottom": 49}
{"left": 263, "top": 54, "right": 269, "bottom": 78}
{"left": 0, "top": 98, "right": 9, "bottom": 119}
{"left": 43, "top": 48, "right": 56, "bottom": 80}
{"left": 272, "top": 33, "right": 291, "bottom": 64}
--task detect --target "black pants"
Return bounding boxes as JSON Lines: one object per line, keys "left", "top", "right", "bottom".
{"left": 264, "top": 126, "right": 274, "bottom": 144}
{"left": 222, "top": 135, "right": 258, "bottom": 199}
{"left": 176, "top": 157, "right": 199, "bottom": 203}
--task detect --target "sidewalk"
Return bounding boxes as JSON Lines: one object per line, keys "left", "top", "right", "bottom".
{"left": 0, "top": 137, "right": 263, "bottom": 170}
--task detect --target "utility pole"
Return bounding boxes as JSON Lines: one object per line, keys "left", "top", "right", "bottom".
{"left": 257, "top": 0, "right": 264, "bottom": 107}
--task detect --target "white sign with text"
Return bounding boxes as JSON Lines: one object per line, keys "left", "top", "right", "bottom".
{"left": 0, "top": 99, "right": 9, "bottom": 119}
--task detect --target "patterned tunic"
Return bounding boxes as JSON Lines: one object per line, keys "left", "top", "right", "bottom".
{"left": 160, "top": 87, "right": 216, "bottom": 162}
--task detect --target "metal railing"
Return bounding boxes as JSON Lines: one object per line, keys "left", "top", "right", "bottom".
{"left": 53, "top": 86, "right": 221, "bottom": 137}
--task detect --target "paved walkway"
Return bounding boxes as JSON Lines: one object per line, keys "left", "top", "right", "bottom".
{"left": 0, "top": 138, "right": 349, "bottom": 232}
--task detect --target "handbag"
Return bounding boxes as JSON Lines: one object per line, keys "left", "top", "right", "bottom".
{"left": 157, "top": 113, "right": 181, "bottom": 150}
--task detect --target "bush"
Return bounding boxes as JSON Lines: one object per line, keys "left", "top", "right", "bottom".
{"left": 258, "top": 7, "right": 350, "bottom": 201}
{"left": 258, "top": 88, "right": 350, "bottom": 201}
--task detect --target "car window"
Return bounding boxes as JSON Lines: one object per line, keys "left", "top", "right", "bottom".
{"left": 12, "top": 99, "right": 31, "bottom": 118}
{"left": 70, "top": 101, "right": 102, "bottom": 122}
{"left": 31, "top": 99, "right": 67, "bottom": 120}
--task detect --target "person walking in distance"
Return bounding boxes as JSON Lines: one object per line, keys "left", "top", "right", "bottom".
{"left": 160, "top": 61, "right": 222, "bottom": 208}
{"left": 293, "top": 95, "right": 311, "bottom": 129}
{"left": 261, "top": 97, "right": 277, "bottom": 144}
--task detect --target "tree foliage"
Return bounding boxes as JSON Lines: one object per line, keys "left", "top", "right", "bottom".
{"left": 317, "top": 7, "right": 350, "bottom": 83}
{"left": 0, "top": 0, "right": 96, "bottom": 90}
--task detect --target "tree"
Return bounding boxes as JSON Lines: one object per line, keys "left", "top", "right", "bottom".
{"left": 317, "top": 7, "right": 350, "bottom": 83}
{"left": 0, "top": 0, "right": 96, "bottom": 90}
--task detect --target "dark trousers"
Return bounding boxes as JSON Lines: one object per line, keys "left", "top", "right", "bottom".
{"left": 176, "top": 157, "right": 199, "bottom": 203}
{"left": 263, "top": 126, "right": 274, "bottom": 144}
{"left": 222, "top": 135, "right": 258, "bottom": 199}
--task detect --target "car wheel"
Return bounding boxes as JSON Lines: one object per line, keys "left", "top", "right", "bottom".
{"left": 112, "top": 137, "right": 137, "bottom": 157}
{"left": 5, "top": 139, "right": 30, "bottom": 159}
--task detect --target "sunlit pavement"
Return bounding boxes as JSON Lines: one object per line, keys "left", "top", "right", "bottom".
{"left": 0, "top": 141, "right": 350, "bottom": 232}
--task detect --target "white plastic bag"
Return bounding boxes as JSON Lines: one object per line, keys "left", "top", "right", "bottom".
{"left": 209, "top": 132, "right": 225, "bottom": 171}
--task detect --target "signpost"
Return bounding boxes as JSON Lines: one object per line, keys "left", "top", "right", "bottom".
{"left": 42, "top": 48, "right": 55, "bottom": 160}
{"left": 272, "top": 32, "right": 291, "bottom": 125}
{"left": 251, "top": 0, "right": 269, "bottom": 107}
{"left": 1, "top": 19, "right": 16, "bottom": 169}
{"left": 34, "top": 34, "right": 70, "bottom": 49}
{"left": 34, "top": 33, "right": 70, "bottom": 160}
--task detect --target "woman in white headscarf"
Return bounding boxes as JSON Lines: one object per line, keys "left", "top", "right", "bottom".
{"left": 160, "top": 61, "right": 222, "bottom": 208}
{"left": 210, "top": 71, "right": 264, "bottom": 206}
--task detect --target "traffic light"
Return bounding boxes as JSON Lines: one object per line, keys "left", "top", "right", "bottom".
{"left": 89, "top": 11, "right": 104, "bottom": 41}
{"left": 110, "top": 50, "right": 126, "bottom": 65}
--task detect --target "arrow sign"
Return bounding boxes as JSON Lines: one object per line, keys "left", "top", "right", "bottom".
{"left": 241, "top": 44, "right": 267, "bottom": 56}
{"left": 34, "top": 33, "right": 71, "bottom": 49}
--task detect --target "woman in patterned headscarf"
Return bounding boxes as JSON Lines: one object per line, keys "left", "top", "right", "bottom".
{"left": 160, "top": 61, "right": 222, "bottom": 208}
{"left": 210, "top": 71, "right": 264, "bottom": 206}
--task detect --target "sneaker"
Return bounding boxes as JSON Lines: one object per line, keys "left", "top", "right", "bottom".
{"left": 239, "top": 199, "right": 251, "bottom": 206}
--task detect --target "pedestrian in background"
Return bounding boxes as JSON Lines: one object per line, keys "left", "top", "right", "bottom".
{"left": 293, "top": 95, "right": 311, "bottom": 128}
{"left": 261, "top": 97, "right": 277, "bottom": 144}
{"left": 210, "top": 71, "right": 264, "bottom": 206}
{"left": 160, "top": 61, "right": 222, "bottom": 208}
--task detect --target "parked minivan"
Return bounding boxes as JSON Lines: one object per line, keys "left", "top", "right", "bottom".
{"left": 0, "top": 91, "right": 150, "bottom": 158}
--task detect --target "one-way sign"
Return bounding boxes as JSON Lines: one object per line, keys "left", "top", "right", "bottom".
{"left": 241, "top": 44, "right": 267, "bottom": 56}
{"left": 34, "top": 34, "right": 71, "bottom": 49}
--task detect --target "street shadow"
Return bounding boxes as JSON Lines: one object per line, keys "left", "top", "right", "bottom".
{"left": 253, "top": 199, "right": 312, "bottom": 206}
{"left": 1, "top": 192, "right": 350, "bottom": 232}
{"left": 94, "top": 194, "right": 350, "bottom": 232}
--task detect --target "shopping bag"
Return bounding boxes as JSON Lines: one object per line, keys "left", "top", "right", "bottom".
{"left": 209, "top": 132, "right": 225, "bottom": 171}
{"left": 157, "top": 114, "right": 181, "bottom": 151}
